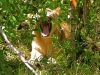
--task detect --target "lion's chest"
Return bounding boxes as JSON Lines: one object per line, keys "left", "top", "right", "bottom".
{"left": 32, "top": 37, "right": 52, "bottom": 57}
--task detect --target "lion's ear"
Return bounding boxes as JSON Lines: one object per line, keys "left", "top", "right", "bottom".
{"left": 46, "top": 7, "right": 61, "bottom": 18}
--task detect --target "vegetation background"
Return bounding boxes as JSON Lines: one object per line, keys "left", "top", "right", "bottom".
{"left": 0, "top": 0, "right": 100, "bottom": 75}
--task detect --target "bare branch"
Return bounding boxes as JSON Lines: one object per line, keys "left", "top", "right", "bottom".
{"left": 0, "top": 28, "right": 39, "bottom": 75}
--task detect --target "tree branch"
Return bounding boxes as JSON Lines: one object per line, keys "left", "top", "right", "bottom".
{"left": 0, "top": 28, "right": 39, "bottom": 75}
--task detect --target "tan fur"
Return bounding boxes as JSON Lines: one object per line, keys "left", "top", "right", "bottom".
{"left": 60, "top": 21, "right": 71, "bottom": 40}
{"left": 46, "top": 7, "right": 61, "bottom": 18}
{"left": 49, "top": 22, "right": 71, "bottom": 41}
{"left": 29, "top": 7, "right": 71, "bottom": 63}
{"left": 46, "top": 7, "right": 71, "bottom": 40}
{"left": 34, "top": 30, "right": 52, "bottom": 57}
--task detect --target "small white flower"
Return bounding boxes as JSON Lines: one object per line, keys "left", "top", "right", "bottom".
{"left": 2, "top": 26, "right": 5, "bottom": 29}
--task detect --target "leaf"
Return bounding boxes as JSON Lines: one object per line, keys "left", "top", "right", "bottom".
{"left": 72, "top": 0, "right": 77, "bottom": 8}
{"left": 86, "top": 36, "right": 93, "bottom": 43}
{"left": 0, "top": 48, "right": 4, "bottom": 59}
{"left": 80, "top": 27, "right": 87, "bottom": 40}
{"left": 9, "top": 15, "right": 17, "bottom": 23}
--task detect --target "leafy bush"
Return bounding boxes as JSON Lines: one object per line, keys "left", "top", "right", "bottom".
{"left": 0, "top": 0, "right": 100, "bottom": 75}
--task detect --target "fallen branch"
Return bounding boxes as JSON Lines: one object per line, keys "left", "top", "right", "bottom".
{"left": 0, "top": 28, "right": 39, "bottom": 75}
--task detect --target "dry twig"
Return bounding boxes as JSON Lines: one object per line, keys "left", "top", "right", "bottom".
{"left": 0, "top": 28, "right": 39, "bottom": 75}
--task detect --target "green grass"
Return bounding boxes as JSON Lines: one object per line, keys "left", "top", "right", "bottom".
{"left": 0, "top": 40, "right": 100, "bottom": 75}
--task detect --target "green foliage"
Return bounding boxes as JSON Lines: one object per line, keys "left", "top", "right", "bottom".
{"left": 0, "top": 0, "right": 100, "bottom": 75}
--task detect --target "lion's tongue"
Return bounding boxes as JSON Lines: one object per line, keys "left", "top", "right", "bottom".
{"left": 42, "top": 27, "right": 49, "bottom": 37}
